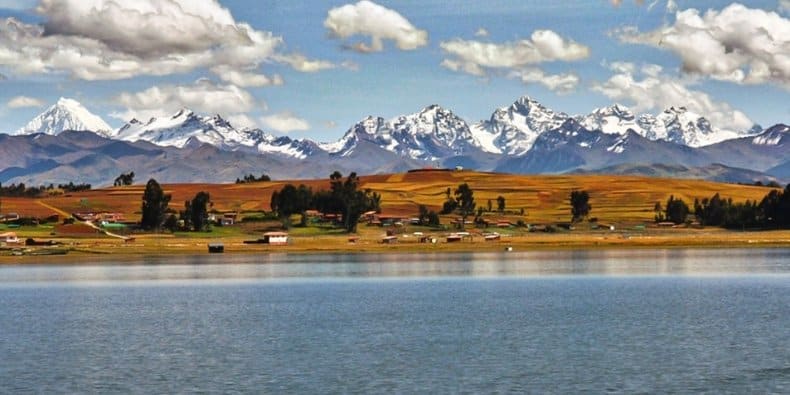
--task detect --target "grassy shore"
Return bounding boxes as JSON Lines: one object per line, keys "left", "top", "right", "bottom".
{"left": 3, "top": 226, "right": 790, "bottom": 264}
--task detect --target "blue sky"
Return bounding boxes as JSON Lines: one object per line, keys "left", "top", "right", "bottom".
{"left": 0, "top": 0, "right": 787, "bottom": 140}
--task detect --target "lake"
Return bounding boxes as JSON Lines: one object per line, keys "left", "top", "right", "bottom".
{"left": 1, "top": 248, "right": 789, "bottom": 393}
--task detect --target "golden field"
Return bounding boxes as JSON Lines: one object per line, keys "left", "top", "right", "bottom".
{"left": 2, "top": 170, "right": 778, "bottom": 224}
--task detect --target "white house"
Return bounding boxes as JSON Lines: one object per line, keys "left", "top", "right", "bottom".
{"left": 262, "top": 232, "right": 288, "bottom": 245}
{"left": 0, "top": 232, "right": 20, "bottom": 244}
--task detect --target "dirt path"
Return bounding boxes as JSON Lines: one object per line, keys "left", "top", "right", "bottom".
{"left": 35, "top": 200, "right": 131, "bottom": 241}
{"left": 35, "top": 199, "right": 70, "bottom": 218}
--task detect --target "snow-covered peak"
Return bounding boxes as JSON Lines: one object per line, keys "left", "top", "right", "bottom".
{"left": 471, "top": 95, "right": 570, "bottom": 155}
{"left": 242, "top": 129, "right": 322, "bottom": 159}
{"left": 115, "top": 108, "right": 249, "bottom": 149}
{"left": 651, "top": 107, "right": 738, "bottom": 147}
{"left": 752, "top": 124, "right": 788, "bottom": 146}
{"left": 15, "top": 97, "right": 112, "bottom": 136}
{"left": 579, "top": 104, "right": 639, "bottom": 135}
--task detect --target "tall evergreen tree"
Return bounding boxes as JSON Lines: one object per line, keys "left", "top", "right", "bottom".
{"left": 189, "top": 192, "right": 211, "bottom": 231}
{"left": 570, "top": 190, "right": 591, "bottom": 223}
{"left": 455, "top": 183, "right": 476, "bottom": 230}
{"left": 140, "top": 179, "right": 171, "bottom": 231}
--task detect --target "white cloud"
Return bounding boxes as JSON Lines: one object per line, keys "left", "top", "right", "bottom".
{"left": 261, "top": 112, "right": 310, "bottom": 133}
{"left": 593, "top": 63, "right": 754, "bottom": 132}
{"left": 440, "top": 30, "right": 590, "bottom": 77}
{"left": 211, "top": 65, "right": 283, "bottom": 87}
{"left": 0, "top": 0, "right": 332, "bottom": 80}
{"left": 113, "top": 79, "right": 258, "bottom": 122}
{"left": 510, "top": 68, "right": 580, "bottom": 94}
{"left": 273, "top": 53, "right": 336, "bottom": 73}
{"left": 780, "top": 0, "right": 790, "bottom": 14}
{"left": 617, "top": 3, "right": 790, "bottom": 87}
{"left": 7, "top": 95, "right": 44, "bottom": 108}
{"left": 37, "top": 0, "right": 247, "bottom": 58}
{"left": 474, "top": 28, "right": 489, "bottom": 37}
{"left": 606, "top": 61, "right": 636, "bottom": 74}
{"left": 325, "top": 1, "right": 428, "bottom": 53}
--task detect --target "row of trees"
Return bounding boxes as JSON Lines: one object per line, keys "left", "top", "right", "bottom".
{"left": 0, "top": 182, "right": 91, "bottom": 198}
{"left": 442, "top": 185, "right": 593, "bottom": 226}
{"left": 654, "top": 185, "right": 790, "bottom": 229}
{"left": 236, "top": 173, "right": 271, "bottom": 184}
{"left": 113, "top": 172, "right": 135, "bottom": 186}
{"left": 270, "top": 172, "right": 381, "bottom": 232}
{"left": 140, "top": 172, "right": 380, "bottom": 233}
{"left": 140, "top": 179, "right": 212, "bottom": 232}
{"left": 138, "top": 173, "right": 788, "bottom": 234}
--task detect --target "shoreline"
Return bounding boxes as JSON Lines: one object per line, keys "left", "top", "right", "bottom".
{"left": 3, "top": 229, "right": 790, "bottom": 265}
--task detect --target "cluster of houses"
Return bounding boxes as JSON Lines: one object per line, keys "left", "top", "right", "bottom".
{"left": 72, "top": 211, "right": 128, "bottom": 229}
{"left": 208, "top": 212, "right": 239, "bottom": 226}
{"left": 379, "top": 230, "right": 503, "bottom": 244}
{"left": 70, "top": 211, "right": 245, "bottom": 229}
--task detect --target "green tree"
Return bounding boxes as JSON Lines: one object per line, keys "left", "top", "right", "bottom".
{"left": 695, "top": 193, "right": 727, "bottom": 226}
{"left": 570, "top": 190, "right": 591, "bottom": 223}
{"left": 332, "top": 172, "right": 377, "bottom": 233}
{"left": 114, "top": 171, "right": 135, "bottom": 186}
{"left": 140, "top": 179, "right": 171, "bottom": 231}
{"left": 418, "top": 205, "right": 440, "bottom": 226}
{"left": 181, "top": 199, "right": 192, "bottom": 230}
{"left": 497, "top": 195, "right": 506, "bottom": 213}
{"left": 237, "top": 173, "right": 271, "bottom": 184}
{"left": 454, "top": 183, "right": 476, "bottom": 229}
{"left": 271, "top": 184, "right": 313, "bottom": 228}
{"left": 440, "top": 187, "right": 458, "bottom": 214}
{"left": 653, "top": 201, "right": 664, "bottom": 222}
{"left": 188, "top": 191, "right": 211, "bottom": 231}
{"left": 664, "top": 195, "right": 689, "bottom": 224}
{"left": 163, "top": 214, "right": 179, "bottom": 232}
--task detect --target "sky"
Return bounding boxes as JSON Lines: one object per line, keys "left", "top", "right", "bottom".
{"left": 0, "top": 0, "right": 788, "bottom": 141}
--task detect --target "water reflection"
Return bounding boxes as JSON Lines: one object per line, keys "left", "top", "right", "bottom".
{"left": 1, "top": 248, "right": 789, "bottom": 285}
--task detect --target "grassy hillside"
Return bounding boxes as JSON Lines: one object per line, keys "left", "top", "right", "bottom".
{"left": 2, "top": 171, "right": 779, "bottom": 225}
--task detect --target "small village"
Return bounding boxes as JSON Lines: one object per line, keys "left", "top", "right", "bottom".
{"left": 1, "top": 167, "right": 789, "bottom": 258}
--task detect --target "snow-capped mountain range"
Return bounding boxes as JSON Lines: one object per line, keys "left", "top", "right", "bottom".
{"left": 2, "top": 95, "right": 788, "bottom": 186}
{"left": 319, "top": 105, "right": 481, "bottom": 160}
{"left": 9, "top": 96, "right": 766, "bottom": 162}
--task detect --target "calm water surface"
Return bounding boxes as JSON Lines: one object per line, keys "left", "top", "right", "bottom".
{"left": 1, "top": 248, "right": 789, "bottom": 393}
